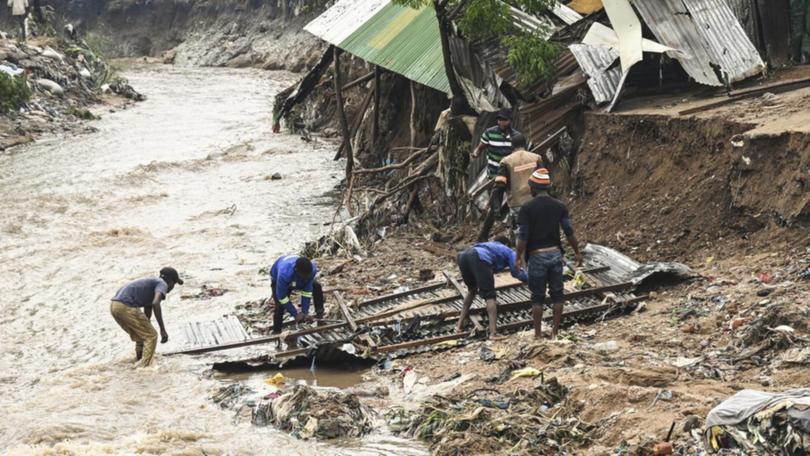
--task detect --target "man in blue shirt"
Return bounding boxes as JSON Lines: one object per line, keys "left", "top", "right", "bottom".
{"left": 456, "top": 236, "right": 528, "bottom": 340}
{"left": 269, "top": 255, "right": 324, "bottom": 334}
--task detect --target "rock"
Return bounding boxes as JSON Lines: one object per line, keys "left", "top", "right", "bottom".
{"left": 593, "top": 341, "right": 619, "bottom": 353}
{"left": 730, "top": 318, "right": 744, "bottom": 330}
{"left": 36, "top": 79, "right": 64, "bottom": 96}
{"left": 271, "top": 172, "right": 282, "bottom": 180}
{"left": 757, "top": 288, "right": 773, "bottom": 297}
{"left": 683, "top": 415, "right": 701, "bottom": 432}
{"left": 681, "top": 323, "right": 698, "bottom": 334}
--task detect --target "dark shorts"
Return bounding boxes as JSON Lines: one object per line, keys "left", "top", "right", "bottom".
{"left": 528, "top": 251, "right": 564, "bottom": 307}
{"left": 457, "top": 248, "right": 496, "bottom": 300}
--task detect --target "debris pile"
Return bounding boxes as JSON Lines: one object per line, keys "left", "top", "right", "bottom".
{"left": 387, "top": 378, "right": 592, "bottom": 456}
{"left": 253, "top": 384, "right": 374, "bottom": 440}
{"left": 0, "top": 34, "right": 142, "bottom": 149}
{"left": 701, "top": 389, "right": 810, "bottom": 454}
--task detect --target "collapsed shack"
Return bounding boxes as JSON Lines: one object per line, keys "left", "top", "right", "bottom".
{"left": 165, "top": 244, "right": 694, "bottom": 372}
{"left": 268, "top": 0, "right": 808, "bottom": 253}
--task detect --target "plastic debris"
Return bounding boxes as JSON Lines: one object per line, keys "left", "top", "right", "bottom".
{"left": 265, "top": 373, "right": 286, "bottom": 386}
{"left": 508, "top": 367, "right": 541, "bottom": 382}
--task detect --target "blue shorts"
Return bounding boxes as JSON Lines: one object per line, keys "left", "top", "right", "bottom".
{"left": 528, "top": 251, "right": 564, "bottom": 307}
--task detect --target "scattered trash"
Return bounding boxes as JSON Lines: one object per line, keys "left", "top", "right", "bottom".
{"left": 387, "top": 378, "right": 587, "bottom": 455}
{"left": 704, "top": 388, "right": 810, "bottom": 454}
{"left": 508, "top": 367, "right": 541, "bottom": 382}
{"left": 756, "top": 272, "right": 773, "bottom": 284}
{"left": 36, "top": 79, "right": 64, "bottom": 96}
{"left": 479, "top": 345, "right": 497, "bottom": 362}
{"left": 253, "top": 385, "right": 373, "bottom": 440}
{"left": 593, "top": 340, "right": 620, "bottom": 353}
{"left": 730, "top": 135, "right": 745, "bottom": 148}
{"left": 265, "top": 373, "right": 286, "bottom": 386}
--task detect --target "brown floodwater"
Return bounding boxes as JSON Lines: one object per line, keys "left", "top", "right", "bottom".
{"left": 0, "top": 65, "right": 426, "bottom": 455}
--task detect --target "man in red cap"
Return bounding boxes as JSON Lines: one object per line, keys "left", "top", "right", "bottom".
{"left": 110, "top": 267, "right": 184, "bottom": 366}
{"left": 515, "top": 169, "right": 582, "bottom": 339}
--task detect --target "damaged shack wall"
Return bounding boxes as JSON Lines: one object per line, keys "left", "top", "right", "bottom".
{"left": 353, "top": 75, "right": 449, "bottom": 169}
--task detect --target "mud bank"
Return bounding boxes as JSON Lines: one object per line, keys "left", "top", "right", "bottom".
{"left": 567, "top": 113, "right": 810, "bottom": 263}
{"left": 39, "top": 0, "right": 328, "bottom": 71}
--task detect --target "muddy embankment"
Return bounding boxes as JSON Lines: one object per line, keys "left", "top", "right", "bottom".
{"left": 566, "top": 113, "right": 809, "bottom": 262}
{"left": 49, "top": 0, "right": 328, "bottom": 71}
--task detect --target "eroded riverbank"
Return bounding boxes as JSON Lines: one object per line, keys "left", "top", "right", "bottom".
{"left": 0, "top": 64, "right": 423, "bottom": 455}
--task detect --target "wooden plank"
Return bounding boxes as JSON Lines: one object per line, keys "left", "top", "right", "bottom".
{"left": 334, "top": 291, "right": 358, "bottom": 331}
{"left": 377, "top": 332, "right": 467, "bottom": 353}
{"left": 373, "top": 66, "right": 381, "bottom": 143}
{"left": 332, "top": 47, "right": 354, "bottom": 170}
{"left": 442, "top": 270, "right": 484, "bottom": 332}
{"left": 334, "top": 291, "right": 378, "bottom": 350}
{"left": 341, "top": 71, "right": 375, "bottom": 92}
{"left": 356, "top": 280, "right": 448, "bottom": 307}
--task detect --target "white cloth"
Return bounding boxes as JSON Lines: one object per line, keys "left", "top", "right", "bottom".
{"left": 8, "top": 0, "right": 28, "bottom": 16}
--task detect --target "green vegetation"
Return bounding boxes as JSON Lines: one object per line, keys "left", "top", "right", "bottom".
{"left": 0, "top": 73, "right": 32, "bottom": 114}
{"left": 394, "top": 0, "right": 559, "bottom": 90}
{"left": 67, "top": 106, "right": 99, "bottom": 120}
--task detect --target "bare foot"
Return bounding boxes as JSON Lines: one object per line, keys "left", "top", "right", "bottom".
{"left": 456, "top": 325, "right": 465, "bottom": 334}
{"left": 489, "top": 333, "right": 508, "bottom": 341}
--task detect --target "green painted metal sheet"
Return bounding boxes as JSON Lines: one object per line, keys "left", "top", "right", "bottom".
{"left": 337, "top": 4, "right": 451, "bottom": 94}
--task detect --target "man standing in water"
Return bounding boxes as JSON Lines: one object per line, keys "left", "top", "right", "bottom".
{"left": 515, "top": 169, "right": 582, "bottom": 339}
{"left": 456, "top": 236, "right": 528, "bottom": 339}
{"left": 110, "top": 267, "right": 183, "bottom": 366}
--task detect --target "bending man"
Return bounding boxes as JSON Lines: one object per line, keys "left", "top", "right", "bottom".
{"left": 269, "top": 255, "right": 324, "bottom": 334}
{"left": 515, "top": 169, "right": 582, "bottom": 339}
{"left": 456, "top": 236, "right": 528, "bottom": 339}
{"left": 110, "top": 267, "right": 184, "bottom": 366}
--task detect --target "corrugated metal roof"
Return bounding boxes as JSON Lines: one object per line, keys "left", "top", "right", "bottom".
{"left": 683, "top": 0, "right": 765, "bottom": 81}
{"left": 630, "top": 0, "right": 765, "bottom": 86}
{"left": 569, "top": 43, "right": 621, "bottom": 104}
{"left": 304, "top": 0, "right": 451, "bottom": 94}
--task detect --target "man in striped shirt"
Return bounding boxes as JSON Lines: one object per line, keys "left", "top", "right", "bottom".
{"left": 471, "top": 108, "right": 521, "bottom": 177}
{"left": 471, "top": 107, "right": 522, "bottom": 242}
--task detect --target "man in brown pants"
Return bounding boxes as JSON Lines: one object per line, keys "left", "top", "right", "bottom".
{"left": 110, "top": 267, "right": 183, "bottom": 366}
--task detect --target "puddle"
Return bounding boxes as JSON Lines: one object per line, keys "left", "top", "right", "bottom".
{"left": 216, "top": 365, "right": 369, "bottom": 389}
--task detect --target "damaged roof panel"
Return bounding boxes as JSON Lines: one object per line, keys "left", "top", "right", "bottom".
{"left": 629, "top": 0, "right": 765, "bottom": 86}
{"left": 569, "top": 43, "right": 622, "bottom": 104}
{"left": 629, "top": 0, "right": 723, "bottom": 86}
{"left": 682, "top": 0, "right": 766, "bottom": 81}
{"left": 304, "top": 0, "right": 451, "bottom": 94}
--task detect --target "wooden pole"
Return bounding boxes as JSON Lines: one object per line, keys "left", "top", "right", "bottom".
{"left": 373, "top": 66, "right": 381, "bottom": 144}
{"left": 333, "top": 48, "right": 354, "bottom": 182}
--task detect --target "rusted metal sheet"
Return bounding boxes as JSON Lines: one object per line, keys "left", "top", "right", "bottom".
{"left": 630, "top": 0, "right": 765, "bottom": 86}
{"left": 569, "top": 43, "right": 621, "bottom": 104}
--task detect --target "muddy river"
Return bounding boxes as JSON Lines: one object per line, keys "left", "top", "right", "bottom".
{"left": 0, "top": 65, "right": 424, "bottom": 455}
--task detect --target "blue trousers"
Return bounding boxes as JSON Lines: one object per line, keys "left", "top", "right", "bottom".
{"left": 528, "top": 251, "right": 564, "bottom": 307}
